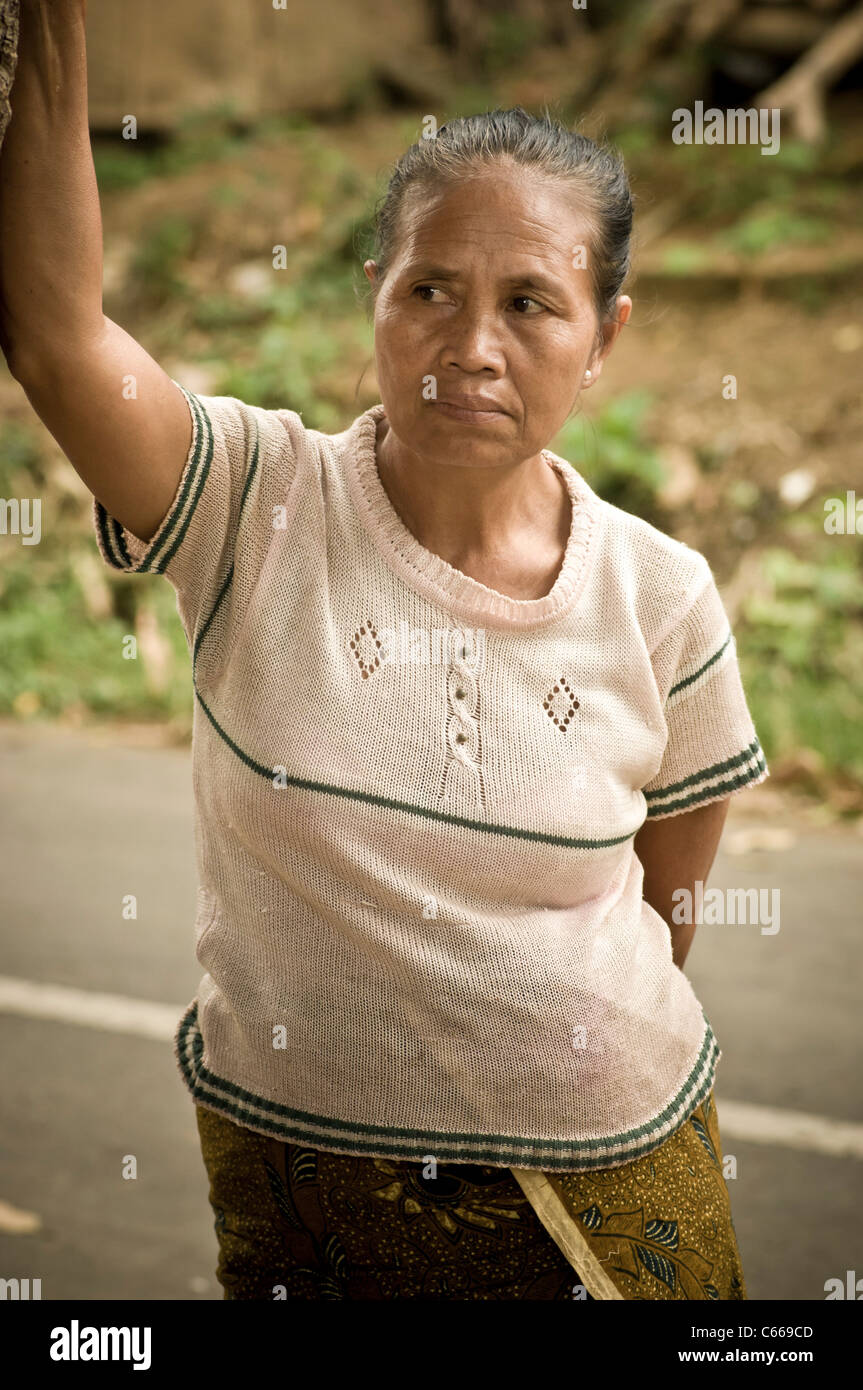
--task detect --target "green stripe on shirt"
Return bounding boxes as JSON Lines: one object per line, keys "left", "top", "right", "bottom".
{"left": 93, "top": 385, "right": 210, "bottom": 573}
{"left": 645, "top": 738, "right": 762, "bottom": 803}
{"left": 192, "top": 416, "right": 261, "bottom": 672}
{"left": 149, "top": 389, "right": 213, "bottom": 573}
{"left": 176, "top": 1001, "right": 720, "bottom": 1169}
{"left": 193, "top": 685, "right": 640, "bottom": 850}
{"left": 645, "top": 741, "right": 766, "bottom": 817}
{"left": 667, "top": 630, "right": 733, "bottom": 700}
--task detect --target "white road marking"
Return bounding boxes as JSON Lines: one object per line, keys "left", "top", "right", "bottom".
{"left": 0, "top": 974, "right": 178, "bottom": 1042}
{"left": 0, "top": 974, "right": 861, "bottom": 1160}
{"left": 0, "top": 1197, "right": 42, "bottom": 1234}
{"left": 715, "top": 1098, "right": 863, "bottom": 1161}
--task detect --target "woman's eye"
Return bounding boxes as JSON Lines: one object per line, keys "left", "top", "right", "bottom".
{"left": 413, "top": 286, "right": 544, "bottom": 312}
{"left": 512, "top": 295, "right": 544, "bottom": 314}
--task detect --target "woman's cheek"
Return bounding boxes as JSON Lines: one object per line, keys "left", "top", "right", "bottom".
{"left": 385, "top": 326, "right": 436, "bottom": 392}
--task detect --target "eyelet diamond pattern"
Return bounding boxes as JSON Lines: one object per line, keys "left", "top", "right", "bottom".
{"left": 543, "top": 677, "right": 580, "bottom": 731}
{"left": 349, "top": 619, "right": 382, "bottom": 680}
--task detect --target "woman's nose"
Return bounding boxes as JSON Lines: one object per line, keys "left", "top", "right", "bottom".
{"left": 442, "top": 308, "right": 506, "bottom": 374}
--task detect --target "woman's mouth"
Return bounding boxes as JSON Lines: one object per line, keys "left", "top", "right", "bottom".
{"left": 431, "top": 399, "right": 508, "bottom": 424}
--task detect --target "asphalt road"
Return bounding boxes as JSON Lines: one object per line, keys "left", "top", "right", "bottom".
{"left": 0, "top": 720, "right": 861, "bottom": 1301}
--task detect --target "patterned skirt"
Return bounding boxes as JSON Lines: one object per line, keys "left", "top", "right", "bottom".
{"left": 195, "top": 1087, "right": 746, "bottom": 1300}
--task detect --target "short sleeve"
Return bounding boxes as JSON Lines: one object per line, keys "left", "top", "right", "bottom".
{"left": 92, "top": 381, "right": 301, "bottom": 647}
{"left": 642, "top": 554, "right": 768, "bottom": 818}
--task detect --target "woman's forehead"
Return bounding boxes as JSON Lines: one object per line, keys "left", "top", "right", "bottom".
{"left": 396, "top": 172, "right": 595, "bottom": 265}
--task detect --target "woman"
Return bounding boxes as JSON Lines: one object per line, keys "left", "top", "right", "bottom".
{"left": 1, "top": 2, "right": 766, "bottom": 1301}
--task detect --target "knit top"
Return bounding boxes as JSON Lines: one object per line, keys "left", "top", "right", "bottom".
{"left": 93, "top": 383, "right": 768, "bottom": 1172}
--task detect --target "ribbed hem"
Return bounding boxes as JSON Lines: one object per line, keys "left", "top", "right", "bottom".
{"left": 92, "top": 384, "right": 212, "bottom": 574}
{"left": 644, "top": 737, "right": 769, "bottom": 818}
{"left": 175, "top": 999, "right": 720, "bottom": 1173}
{"left": 343, "top": 404, "right": 600, "bottom": 630}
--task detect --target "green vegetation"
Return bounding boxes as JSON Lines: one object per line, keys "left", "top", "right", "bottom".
{"left": 128, "top": 215, "right": 197, "bottom": 305}
{"left": 0, "top": 564, "right": 192, "bottom": 728}
{"left": 720, "top": 208, "right": 831, "bottom": 258}
{"left": 736, "top": 542, "right": 863, "bottom": 796}
{"left": 92, "top": 105, "right": 259, "bottom": 191}
{"left": 553, "top": 390, "right": 666, "bottom": 526}
{"left": 660, "top": 243, "right": 710, "bottom": 275}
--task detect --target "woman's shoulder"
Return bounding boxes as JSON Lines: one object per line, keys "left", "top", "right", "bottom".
{"left": 583, "top": 487, "right": 716, "bottom": 641}
{"left": 603, "top": 494, "right": 709, "bottom": 575}
{"left": 178, "top": 387, "right": 314, "bottom": 450}
{"left": 548, "top": 447, "right": 709, "bottom": 592}
{"left": 172, "top": 384, "right": 376, "bottom": 481}
{"left": 559, "top": 457, "right": 710, "bottom": 588}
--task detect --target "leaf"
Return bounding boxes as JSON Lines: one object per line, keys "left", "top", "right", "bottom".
{"left": 645, "top": 1219, "right": 679, "bottom": 1251}
{"left": 263, "top": 1158, "right": 305, "bottom": 1233}
{"left": 675, "top": 1246, "right": 716, "bottom": 1299}
{"left": 599, "top": 1208, "right": 645, "bottom": 1241}
{"left": 601, "top": 1240, "right": 642, "bottom": 1281}
{"left": 705, "top": 1284, "right": 720, "bottom": 1300}
{"left": 636, "top": 1243, "right": 676, "bottom": 1293}
{"left": 323, "top": 1233, "right": 349, "bottom": 1280}
{"left": 290, "top": 1148, "right": 318, "bottom": 1188}
{"left": 577, "top": 1204, "right": 603, "bottom": 1231}
{"left": 690, "top": 1116, "right": 719, "bottom": 1166}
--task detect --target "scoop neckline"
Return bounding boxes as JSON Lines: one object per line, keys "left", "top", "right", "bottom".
{"left": 343, "top": 403, "right": 599, "bottom": 630}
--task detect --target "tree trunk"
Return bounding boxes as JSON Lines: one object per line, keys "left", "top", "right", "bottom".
{"left": 0, "top": 0, "right": 19, "bottom": 152}
{"left": 756, "top": 0, "right": 863, "bottom": 144}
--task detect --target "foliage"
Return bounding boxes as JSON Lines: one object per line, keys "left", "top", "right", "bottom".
{"left": 735, "top": 543, "right": 863, "bottom": 791}
{"left": 127, "top": 215, "right": 196, "bottom": 305}
{"left": 209, "top": 262, "right": 373, "bottom": 427}
{"left": 553, "top": 390, "right": 666, "bottom": 524}
{"left": 0, "top": 562, "right": 192, "bottom": 728}
{"left": 720, "top": 208, "right": 831, "bottom": 258}
{"left": 92, "top": 105, "right": 257, "bottom": 192}
{"left": 660, "top": 243, "right": 710, "bottom": 275}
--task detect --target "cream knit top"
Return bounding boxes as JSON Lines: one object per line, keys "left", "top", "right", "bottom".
{"left": 93, "top": 383, "right": 768, "bottom": 1172}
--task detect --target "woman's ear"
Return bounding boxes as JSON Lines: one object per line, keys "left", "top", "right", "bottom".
{"left": 363, "top": 260, "right": 378, "bottom": 286}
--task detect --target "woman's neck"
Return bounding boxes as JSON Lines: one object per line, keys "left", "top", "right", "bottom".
{"left": 374, "top": 415, "right": 572, "bottom": 600}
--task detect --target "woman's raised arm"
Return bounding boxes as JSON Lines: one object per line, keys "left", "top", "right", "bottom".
{"left": 0, "top": 0, "right": 193, "bottom": 543}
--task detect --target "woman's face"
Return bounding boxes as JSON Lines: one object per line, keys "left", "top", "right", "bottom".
{"left": 365, "top": 162, "right": 631, "bottom": 471}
